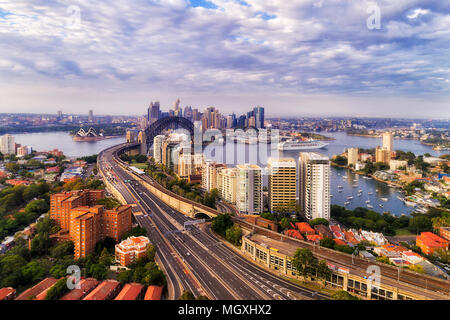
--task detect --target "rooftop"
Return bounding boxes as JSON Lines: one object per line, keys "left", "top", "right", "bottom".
{"left": 114, "top": 283, "right": 145, "bottom": 300}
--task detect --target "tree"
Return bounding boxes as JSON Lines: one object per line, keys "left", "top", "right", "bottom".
{"left": 97, "top": 197, "right": 121, "bottom": 210}
{"left": 49, "top": 264, "right": 67, "bottom": 278}
{"left": 291, "top": 248, "right": 318, "bottom": 281}
{"left": 317, "top": 260, "right": 331, "bottom": 281}
{"left": 408, "top": 215, "right": 432, "bottom": 234}
{"left": 408, "top": 264, "right": 425, "bottom": 274}
{"left": 90, "top": 263, "right": 107, "bottom": 280}
{"left": 50, "top": 241, "right": 74, "bottom": 259}
{"left": 121, "top": 227, "right": 148, "bottom": 240}
{"left": 434, "top": 248, "right": 450, "bottom": 264}
{"left": 320, "top": 237, "right": 335, "bottom": 249}
{"left": 225, "top": 225, "right": 242, "bottom": 246}
{"left": 0, "top": 254, "right": 27, "bottom": 287}
{"left": 117, "top": 270, "right": 133, "bottom": 284}
{"left": 331, "top": 290, "right": 359, "bottom": 300}
{"left": 21, "top": 261, "right": 46, "bottom": 283}
{"left": 309, "top": 218, "right": 329, "bottom": 227}
{"left": 146, "top": 244, "right": 156, "bottom": 262}
{"left": 211, "top": 214, "right": 233, "bottom": 237}
{"left": 45, "top": 277, "right": 69, "bottom": 300}
{"left": 179, "top": 290, "right": 196, "bottom": 300}
{"left": 99, "top": 248, "right": 112, "bottom": 266}
{"left": 5, "top": 162, "right": 20, "bottom": 174}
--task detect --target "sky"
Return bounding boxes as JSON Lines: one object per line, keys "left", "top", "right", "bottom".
{"left": 0, "top": 0, "right": 449, "bottom": 118}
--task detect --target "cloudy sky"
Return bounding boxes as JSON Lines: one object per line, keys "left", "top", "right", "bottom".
{"left": 0, "top": 0, "right": 449, "bottom": 118}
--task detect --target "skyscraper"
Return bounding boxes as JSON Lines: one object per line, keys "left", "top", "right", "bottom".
{"left": 254, "top": 106, "right": 265, "bottom": 129}
{"left": 0, "top": 134, "right": 15, "bottom": 155}
{"left": 88, "top": 110, "right": 94, "bottom": 122}
{"left": 236, "top": 164, "right": 263, "bottom": 215}
{"left": 382, "top": 131, "right": 393, "bottom": 152}
{"left": 298, "top": 152, "right": 330, "bottom": 221}
{"left": 148, "top": 101, "right": 160, "bottom": 124}
{"left": 347, "top": 148, "right": 359, "bottom": 166}
{"left": 153, "top": 135, "right": 165, "bottom": 163}
{"left": 267, "top": 158, "right": 297, "bottom": 213}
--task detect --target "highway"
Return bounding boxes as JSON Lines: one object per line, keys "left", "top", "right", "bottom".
{"left": 99, "top": 144, "right": 332, "bottom": 300}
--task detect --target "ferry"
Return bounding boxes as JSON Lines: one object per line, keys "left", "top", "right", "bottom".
{"left": 367, "top": 204, "right": 374, "bottom": 209}
{"left": 344, "top": 201, "right": 350, "bottom": 206}
{"left": 381, "top": 198, "right": 388, "bottom": 202}
{"left": 347, "top": 196, "right": 354, "bottom": 200}
{"left": 278, "top": 139, "right": 329, "bottom": 151}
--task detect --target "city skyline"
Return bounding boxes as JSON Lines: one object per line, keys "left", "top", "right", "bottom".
{"left": 1, "top": 1, "right": 450, "bottom": 118}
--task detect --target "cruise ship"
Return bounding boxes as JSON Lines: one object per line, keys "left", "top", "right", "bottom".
{"left": 278, "top": 139, "right": 328, "bottom": 151}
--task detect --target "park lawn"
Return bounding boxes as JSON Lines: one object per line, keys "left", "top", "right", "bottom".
{"left": 395, "top": 229, "right": 413, "bottom": 236}
{"left": 131, "top": 163, "right": 148, "bottom": 170}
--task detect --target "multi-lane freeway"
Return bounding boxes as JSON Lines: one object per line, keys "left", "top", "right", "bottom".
{"left": 99, "top": 144, "right": 331, "bottom": 300}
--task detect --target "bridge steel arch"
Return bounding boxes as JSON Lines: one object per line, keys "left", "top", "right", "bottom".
{"left": 145, "top": 116, "right": 194, "bottom": 150}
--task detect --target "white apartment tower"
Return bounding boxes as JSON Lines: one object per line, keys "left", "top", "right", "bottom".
{"left": 347, "top": 148, "right": 359, "bottom": 166}
{"left": 218, "top": 168, "right": 238, "bottom": 204}
{"left": 153, "top": 135, "right": 165, "bottom": 164}
{"left": 298, "top": 152, "right": 331, "bottom": 221}
{"left": 382, "top": 132, "right": 393, "bottom": 152}
{"left": 0, "top": 134, "right": 15, "bottom": 155}
{"left": 236, "top": 164, "right": 263, "bottom": 215}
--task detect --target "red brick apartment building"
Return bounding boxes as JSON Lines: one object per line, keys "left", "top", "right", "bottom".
{"left": 83, "top": 280, "right": 121, "bottom": 300}
{"left": 50, "top": 190, "right": 132, "bottom": 259}
{"left": 115, "top": 236, "right": 150, "bottom": 267}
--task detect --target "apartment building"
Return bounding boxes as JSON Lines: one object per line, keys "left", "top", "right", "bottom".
{"left": 201, "top": 161, "right": 226, "bottom": 192}
{"left": 298, "top": 152, "right": 330, "bottom": 221}
{"left": 217, "top": 168, "right": 238, "bottom": 204}
{"left": 347, "top": 148, "right": 359, "bottom": 166}
{"left": 236, "top": 164, "right": 263, "bottom": 214}
{"left": 50, "top": 191, "right": 132, "bottom": 259}
{"left": 115, "top": 236, "right": 150, "bottom": 267}
{"left": 267, "top": 157, "right": 297, "bottom": 213}
{"left": 50, "top": 190, "right": 105, "bottom": 230}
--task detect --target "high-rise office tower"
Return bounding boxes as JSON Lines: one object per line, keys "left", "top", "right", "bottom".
{"left": 347, "top": 148, "right": 359, "bottom": 166}
{"left": 267, "top": 158, "right": 297, "bottom": 213}
{"left": 0, "top": 134, "right": 15, "bottom": 155}
{"left": 88, "top": 110, "right": 94, "bottom": 122}
{"left": 184, "top": 106, "right": 193, "bottom": 121}
{"left": 254, "top": 106, "right": 265, "bottom": 129}
{"left": 192, "top": 109, "right": 201, "bottom": 121}
{"left": 298, "top": 152, "right": 330, "bottom": 221}
{"left": 57, "top": 110, "right": 63, "bottom": 120}
{"left": 236, "top": 164, "right": 263, "bottom": 214}
{"left": 382, "top": 131, "right": 393, "bottom": 152}
{"left": 148, "top": 101, "right": 160, "bottom": 124}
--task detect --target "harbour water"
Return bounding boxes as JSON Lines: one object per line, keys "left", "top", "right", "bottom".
{"left": 13, "top": 131, "right": 125, "bottom": 158}
{"left": 204, "top": 131, "right": 445, "bottom": 216}
{"left": 12, "top": 130, "right": 446, "bottom": 216}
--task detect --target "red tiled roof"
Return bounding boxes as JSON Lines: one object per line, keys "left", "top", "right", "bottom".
{"left": 333, "top": 239, "right": 347, "bottom": 246}
{"left": 60, "top": 278, "right": 99, "bottom": 300}
{"left": 16, "top": 277, "right": 58, "bottom": 300}
{"left": 0, "top": 288, "right": 15, "bottom": 300}
{"left": 144, "top": 286, "right": 163, "bottom": 300}
{"left": 295, "top": 222, "right": 315, "bottom": 234}
{"left": 114, "top": 283, "right": 144, "bottom": 300}
{"left": 83, "top": 280, "right": 120, "bottom": 300}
